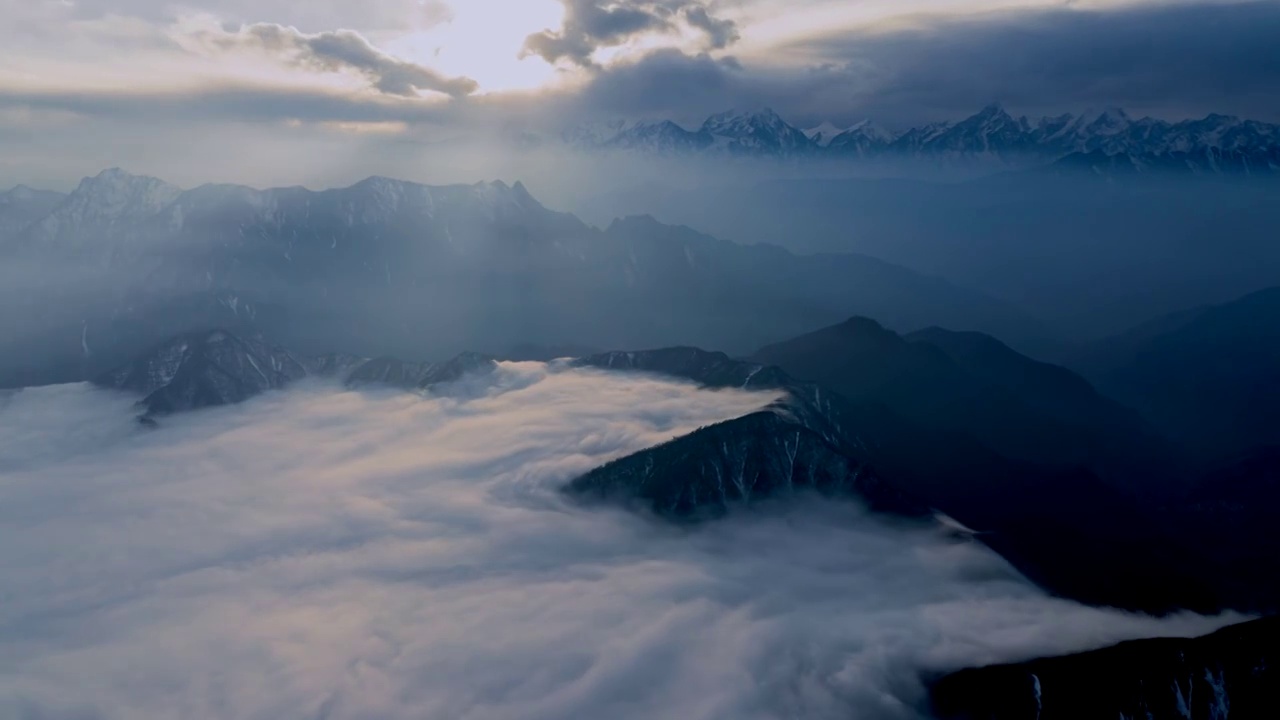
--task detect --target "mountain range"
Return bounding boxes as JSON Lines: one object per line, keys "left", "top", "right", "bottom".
{"left": 0, "top": 168, "right": 1050, "bottom": 389}
{"left": 564, "top": 105, "right": 1280, "bottom": 174}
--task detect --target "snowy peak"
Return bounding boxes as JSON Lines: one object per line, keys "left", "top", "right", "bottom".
{"left": 804, "top": 121, "right": 846, "bottom": 147}
{"left": 828, "top": 120, "right": 895, "bottom": 155}
{"left": 1080, "top": 106, "right": 1133, "bottom": 135}
{"left": 606, "top": 120, "right": 712, "bottom": 154}
{"left": 562, "top": 105, "right": 1280, "bottom": 173}
{"left": 72, "top": 168, "right": 183, "bottom": 212}
{"left": 700, "top": 108, "right": 815, "bottom": 155}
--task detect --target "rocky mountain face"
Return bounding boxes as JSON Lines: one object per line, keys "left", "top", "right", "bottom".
{"left": 567, "top": 105, "right": 1280, "bottom": 173}
{"left": 96, "top": 330, "right": 311, "bottom": 418}
{"left": 932, "top": 616, "right": 1280, "bottom": 720}
{"left": 94, "top": 328, "right": 497, "bottom": 419}
{"left": 571, "top": 410, "right": 927, "bottom": 518}
{"left": 0, "top": 169, "right": 1043, "bottom": 390}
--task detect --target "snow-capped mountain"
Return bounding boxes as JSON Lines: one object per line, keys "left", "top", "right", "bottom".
{"left": 588, "top": 109, "right": 818, "bottom": 157}
{"left": 803, "top": 121, "right": 846, "bottom": 147}
{"left": 698, "top": 108, "right": 816, "bottom": 155}
{"left": 566, "top": 105, "right": 1280, "bottom": 172}
{"left": 908, "top": 103, "right": 1035, "bottom": 155}
{"left": 826, "top": 120, "right": 894, "bottom": 156}
{"left": 603, "top": 120, "right": 713, "bottom": 154}
{"left": 29, "top": 168, "right": 182, "bottom": 247}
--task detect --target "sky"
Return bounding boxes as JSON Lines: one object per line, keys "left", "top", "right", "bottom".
{"left": 0, "top": 366, "right": 1245, "bottom": 720}
{"left": 1, "top": 0, "right": 1278, "bottom": 187}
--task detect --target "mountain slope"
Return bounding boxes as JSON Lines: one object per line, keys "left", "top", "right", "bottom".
{"left": 1077, "top": 286, "right": 1280, "bottom": 457}
{"left": 568, "top": 346, "right": 1219, "bottom": 613}
{"left": 932, "top": 617, "right": 1280, "bottom": 720}
{"left": 94, "top": 329, "right": 498, "bottom": 418}
{"left": 751, "top": 318, "right": 1171, "bottom": 486}
{"left": 96, "top": 330, "right": 310, "bottom": 417}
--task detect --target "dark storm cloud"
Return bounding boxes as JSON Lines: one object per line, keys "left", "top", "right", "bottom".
{"left": 574, "top": 0, "right": 1280, "bottom": 126}
{"left": 209, "top": 23, "right": 478, "bottom": 97}
{"left": 522, "top": 0, "right": 739, "bottom": 68}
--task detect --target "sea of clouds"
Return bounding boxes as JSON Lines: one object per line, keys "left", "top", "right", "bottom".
{"left": 0, "top": 362, "right": 1246, "bottom": 720}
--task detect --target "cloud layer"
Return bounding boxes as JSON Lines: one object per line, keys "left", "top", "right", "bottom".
{"left": 0, "top": 365, "right": 1244, "bottom": 719}
{"left": 206, "top": 22, "right": 478, "bottom": 97}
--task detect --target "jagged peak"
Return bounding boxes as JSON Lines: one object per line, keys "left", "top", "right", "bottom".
{"left": 832, "top": 119, "right": 894, "bottom": 141}
{"left": 1077, "top": 106, "right": 1132, "bottom": 127}
{"left": 975, "top": 102, "right": 1009, "bottom": 118}
{"left": 702, "top": 107, "right": 793, "bottom": 132}
{"left": 71, "top": 168, "right": 182, "bottom": 199}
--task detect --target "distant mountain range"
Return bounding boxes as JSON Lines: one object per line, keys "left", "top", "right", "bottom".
{"left": 0, "top": 168, "right": 1050, "bottom": 389}
{"left": 563, "top": 105, "right": 1280, "bottom": 174}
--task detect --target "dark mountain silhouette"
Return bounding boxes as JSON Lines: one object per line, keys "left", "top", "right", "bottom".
{"left": 751, "top": 317, "right": 1175, "bottom": 489}
{"left": 569, "top": 345, "right": 1219, "bottom": 613}
{"left": 932, "top": 616, "right": 1280, "bottom": 720}
{"left": 1076, "top": 286, "right": 1280, "bottom": 458}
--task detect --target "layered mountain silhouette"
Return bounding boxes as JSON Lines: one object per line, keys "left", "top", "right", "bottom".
{"left": 1074, "top": 286, "right": 1280, "bottom": 458}
{"left": 0, "top": 169, "right": 1046, "bottom": 390}
{"left": 579, "top": 171, "right": 1280, "bottom": 343}
{"left": 750, "top": 318, "right": 1175, "bottom": 489}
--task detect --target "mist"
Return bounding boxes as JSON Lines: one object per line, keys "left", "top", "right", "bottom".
{"left": 0, "top": 365, "right": 1243, "bottom": 720}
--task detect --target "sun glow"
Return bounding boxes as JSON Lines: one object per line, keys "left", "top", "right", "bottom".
{"left": 391, "top": 0, "right": 566, "bottom": 93}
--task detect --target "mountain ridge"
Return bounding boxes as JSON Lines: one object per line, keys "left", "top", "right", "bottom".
{"left": 0, "top": 168, "right": 1049, "bottom": 389}
{"left": 564, "top": 104, "right": 1280, "bottom": 173}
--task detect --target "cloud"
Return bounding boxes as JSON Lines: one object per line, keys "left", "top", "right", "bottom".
{"left": 683, "top": 5, "right": 739, "bottom": 50}
{"left": 0, "top": 365, "right": 1245, "bottom": 719}
{"left": 522, "top": 0, "right": 740, "bottom": 68}
{"left": 556, "top": 0, "right": 1280, "bottom": 127}
{"left": 207, "top": 22, "right": 479, "bottom": 97}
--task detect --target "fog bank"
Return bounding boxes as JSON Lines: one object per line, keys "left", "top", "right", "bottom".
{"left": 0, "top": 365, "right": 1243, "bottom": 719}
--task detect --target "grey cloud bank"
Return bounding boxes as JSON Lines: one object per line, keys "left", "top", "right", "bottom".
{"left": 574, "top": 0, "right": 1280, "bottom": 127}
{"left": 205, "top": 23, "right": 478, "bottom": 97}
{"left": 522, "top": 0, "right": 739, "bottom": 67}
{"left": 0, "top": 365, "right": 1244, "bottom": 720}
